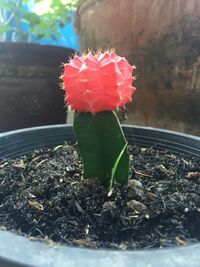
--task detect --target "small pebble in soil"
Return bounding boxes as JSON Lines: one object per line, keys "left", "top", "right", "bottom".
{"left": 127, "top": 199, "right": 147, "bottom": 213}
{"left": 127, "top": 179, "right": 144, "bottom": 200}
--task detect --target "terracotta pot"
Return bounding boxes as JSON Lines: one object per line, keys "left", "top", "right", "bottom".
{"left": 75, "top": 0, "right": 200, "bottom": 135}
{"left": 0, "top": 42, "right": 75, "bottom": 133}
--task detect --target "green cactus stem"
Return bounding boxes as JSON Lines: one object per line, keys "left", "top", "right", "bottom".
{"left": 73, "top": 111, "right": 129, "bottom": 186}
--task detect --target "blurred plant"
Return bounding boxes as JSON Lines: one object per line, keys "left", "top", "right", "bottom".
{"left": 0, "top": 0, "right": 78, "bottom": 42}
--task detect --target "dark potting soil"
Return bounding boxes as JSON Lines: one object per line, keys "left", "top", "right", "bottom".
{"left": 0, "top": 144, "right": 200, "bottom": 250}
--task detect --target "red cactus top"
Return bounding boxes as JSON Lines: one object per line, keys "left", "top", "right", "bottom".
{"left": 62, "top": 51, "right": 136, "bottom": 113}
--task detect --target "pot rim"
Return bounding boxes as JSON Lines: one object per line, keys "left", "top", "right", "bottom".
{"left": 0, "top": 123, "right": 199, "bottom": 140}
{"left": 0, "top": 41, "right": 75, "bottom": 52}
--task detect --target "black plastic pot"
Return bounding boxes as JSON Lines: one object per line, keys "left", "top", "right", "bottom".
{"left": 0, "top": 124, "right": 200, "bottom": 267}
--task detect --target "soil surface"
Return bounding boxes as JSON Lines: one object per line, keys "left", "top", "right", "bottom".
{"left": 0, "top": 144, "right": 200, "bottom": 249}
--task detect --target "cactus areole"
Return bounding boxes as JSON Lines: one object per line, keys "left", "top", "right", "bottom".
{"left": 62, "top": 51, "right": 136, "bottom": 187}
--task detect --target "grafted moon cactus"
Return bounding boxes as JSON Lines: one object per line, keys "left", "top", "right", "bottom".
{"left": 62, "top": 51, "right": 136, "bottom": 187}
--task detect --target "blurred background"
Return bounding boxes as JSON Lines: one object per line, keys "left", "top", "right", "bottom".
{"left": 0, "top": 0, "right": 200, "bottom": 135}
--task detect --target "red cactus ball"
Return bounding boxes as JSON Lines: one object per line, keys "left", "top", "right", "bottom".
{"left": 62, "top": 51, "right": 136, "bottom": 113}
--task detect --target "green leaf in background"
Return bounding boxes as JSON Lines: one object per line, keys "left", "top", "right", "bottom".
{"left": 35, "top": 33, "right": 45, "bottom": 40}
{"left": 0, "top": 25, "right": 11, "bottom": 33}
{"left": 22, "top": 12, "right": 41, "bottom": 27}
{"left": 73, "top": 111, "right": 129, "bottom": 186}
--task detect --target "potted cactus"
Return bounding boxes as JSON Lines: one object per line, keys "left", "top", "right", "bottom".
{"left": 0, "top": 51, "right": 200, "bottom": 267}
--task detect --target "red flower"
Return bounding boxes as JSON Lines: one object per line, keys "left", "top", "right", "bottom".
{"left": 62, "top": 52, "right": 136, "bottom": 113}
